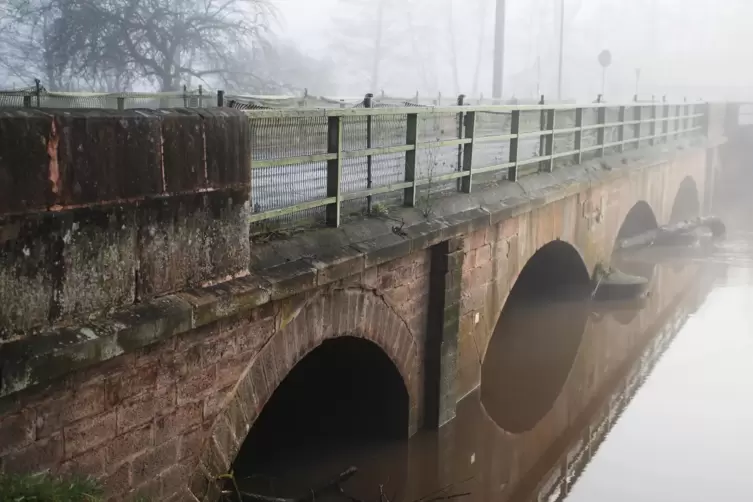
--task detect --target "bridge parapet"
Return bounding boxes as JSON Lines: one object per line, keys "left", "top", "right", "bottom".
{"left": 0, "top": 108, "right": 251, "bottom": 343}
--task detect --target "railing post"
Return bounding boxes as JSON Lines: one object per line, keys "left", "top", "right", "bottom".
{"left": 117, "top": 97, "right": 125, "bottom": 111}
{"left": 404, "top": 113, "right": 418, "bottom": 207}
{"left": 509, "top": 110, "right": 520, "bottom": 181}
{"left": 198, "top": 85, "right": 204, "bottom": 108}
{"left": 538, "top": 95, "right": 547, "bottom": 171}
{"left": 326, "top": 115, "right": 343, "bottom": 227}
{"left": 217, "top": 90, "right": 225, "bottom": 107}
{"left": 544, "top": 108, "right": 555, "bottom": 172}
{"left": 456, "top": 94, "right": 466, "bottom": 188}
{"left": 618, "top": 105, "right": 626, "bottom": 153}
{"left": 34, "top": 78, "right": 41, "bottom": 107}
{"left": 365, "top": 93, "right": 374, "bottom": 214}
{"left": 461, "top": 111, "right": 475, "bottom": 193}
{"left": 634, "top": 104, "right": 642, "bottom": 149}
{"left": 23, "top": 95, "right": 31, "bottom": 108}
{"left": 574, "top": 107, "right": 583, "bottom": 165}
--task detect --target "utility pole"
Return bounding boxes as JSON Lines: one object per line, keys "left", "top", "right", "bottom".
{"left": 492, "top": 0, "right": 506, "bottom": 100}
{"left": 557, "top": 0, "right": 565, "bottom": 101}
{"left": 371, "top": 0, "right": 386, "bottom": 92}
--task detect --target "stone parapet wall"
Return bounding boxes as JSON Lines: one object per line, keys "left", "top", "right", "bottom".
{"left": 0, "top": 109, "right": 251, "bottom": 342}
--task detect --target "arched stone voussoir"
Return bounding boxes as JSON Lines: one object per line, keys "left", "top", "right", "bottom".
{"left": 191, "top": 288, "right": 422, "bottom": 498}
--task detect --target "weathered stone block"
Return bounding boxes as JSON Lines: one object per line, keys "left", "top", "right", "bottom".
{"left": 0, "top": 206, "right": 137, "bottom": 339}
{"left": 0, "top": 110, "right": 54, "bottom": 215}
{"left": 106, "top": 423, "right": 153, "bottom": 468}
{"left": 59, "top": 206, "right": 138, "bottom": 320}
{"left": 63, "top": 411, "right": 116, "bottom": 458}
{"left": 0, "top": 214, "right": 55, "bottom": 338}
{"left": 159, "top": 110, "right": 206, "bottom": 193}
{"left": 132, "top": 437, "right": 179, "bottom": 486}
{"left": 197, "top": 109, "right": 251, "bottom": 187}
{"left": 3, "top": 433, "right": 64, "bottom": 474}
{"left": 0, "top": 409, "right": 35, "bottom": 455}
{"left": 137, "top": 191, "right": 250, "bottom": 300}
{"left": 155, "top": 403, "right": 202, "bottom": 446}
{"left": 54, "top": 109, "right": 163, "bottom": 205}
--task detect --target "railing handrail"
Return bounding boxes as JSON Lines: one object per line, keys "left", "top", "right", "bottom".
{"left": 244, "top": 100, "right": 706, "bottom": 119}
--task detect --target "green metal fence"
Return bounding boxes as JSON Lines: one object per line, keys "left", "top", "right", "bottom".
{"left": 246, "top": 101, "right": 707, "bottom": 229}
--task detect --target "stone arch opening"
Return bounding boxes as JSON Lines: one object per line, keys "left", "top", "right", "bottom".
{"left": 617, "top": 200, "right": 659, "bottom": 241}
{"left": 612, "top": 201, "right": 660, "bottom": 280}
{"left": 605, "top": 201, "right": 660, "bottom": 324}
{"left": 669, "top": 176, "right": 701, "bottom": 224}
{"left": 233, "top": 336, "right": 409, "bottom": 483}
{"left": 190, "top": 290, "right": 420, "bottom": 502}
{"left": 480, "top": 240, "right": 592, "bottom": 434}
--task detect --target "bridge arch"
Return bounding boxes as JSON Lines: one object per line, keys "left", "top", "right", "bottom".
{"left": 480, "top": 240, "right": 592, "bottom": 434}
{"left": 189, "top": 288, "right": 420, "bottom": 500}
{"left": 598, "top": 201, "right": 660, "bottom": 325}
{"left": 616, "top": 200, "right": 659, "bottom": 241}
{"left": 669, "top": 176, "right": 701, "bottom": 224}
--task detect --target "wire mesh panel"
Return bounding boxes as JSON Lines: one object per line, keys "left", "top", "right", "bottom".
{"left": 342, "top": 116, "right": 367, "bottom": 152}
{"left": 252, "top": 162, "right": 327, "bottom": 212}
{"left": 250, "top": 116, "right": 328, "bottom": 161}
{"left": 372, "top": 114, "right": 408, "bottom": 148}
{"left": 472, "top": 111, "right": 513, "bottom": 184}
{"left": 418, "top": 112, "right": 462, "bottom": 143}
{"left": 603, "top": 107, "right": 622, "bottom": 156}
{"left": 549, "top": 109, "right": 578, "bottom": 170}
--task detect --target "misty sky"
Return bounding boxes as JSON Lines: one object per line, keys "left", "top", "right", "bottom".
{"left": 272, "top": 0, "right": 753, "bottom": 101}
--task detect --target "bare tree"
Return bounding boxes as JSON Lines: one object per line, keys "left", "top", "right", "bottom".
{"left": 1, "top": 0, "right": 275, "bottom": 91}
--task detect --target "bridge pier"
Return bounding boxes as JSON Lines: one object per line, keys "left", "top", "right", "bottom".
{"left": 424, "top": 237, "right": 465, "bottom": 429}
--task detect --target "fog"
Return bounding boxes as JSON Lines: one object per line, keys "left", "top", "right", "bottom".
{"left": 1, "top": 0, "right": 751, "bottom": 102}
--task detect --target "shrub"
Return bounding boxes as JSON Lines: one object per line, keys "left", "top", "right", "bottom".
{"left": 0, "top": 473, "right": 103, "bottom": 502}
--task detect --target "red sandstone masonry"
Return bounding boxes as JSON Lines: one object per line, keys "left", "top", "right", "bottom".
{"left": 0, "top": 251, "right": 428, "bottom": 501}
{"left": 0, "top": 141, "right": 712, "bottom": 500}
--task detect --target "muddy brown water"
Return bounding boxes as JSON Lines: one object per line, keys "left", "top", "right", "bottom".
{"left": 233, "top": 202, "right": 753, "bottom": 502}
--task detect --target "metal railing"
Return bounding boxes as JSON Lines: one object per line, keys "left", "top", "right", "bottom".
{"left": 246, "top": 100, "right": 707, "bottom": 228}
{"left": 0, "top": 87, "right": 217, "bottom": 109}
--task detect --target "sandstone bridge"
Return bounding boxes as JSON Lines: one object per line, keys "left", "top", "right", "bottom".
{"left": 0, "top": 101, "right": 746, "bottom": 501}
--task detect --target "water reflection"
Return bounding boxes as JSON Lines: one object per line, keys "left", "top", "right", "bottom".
{"left": 233, "top": 252, "right": 724, "bottom": 501}
{"left": 560, "top": 227, "right": 753, "bottom": 502}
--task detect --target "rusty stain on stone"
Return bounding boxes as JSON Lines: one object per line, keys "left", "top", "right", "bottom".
{"left": 47, "top": 119, "right": 60, "bottom": 196}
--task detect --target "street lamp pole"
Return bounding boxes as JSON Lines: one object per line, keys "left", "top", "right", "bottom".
{"left": 557, "top": 0, "right": 565, "bottom": 101}
{"left": 492, "top": 0, "right": 506, "bottom": 100}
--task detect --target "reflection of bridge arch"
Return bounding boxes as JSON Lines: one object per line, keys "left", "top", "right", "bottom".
{"left": 189, "top": 288, "right": 421, "bottom": 501}
{"left": 669, "top": 176, "right": 701, "bottom": 224}
{"left": 481, "top": 240, "right": 592, "bottom": 434}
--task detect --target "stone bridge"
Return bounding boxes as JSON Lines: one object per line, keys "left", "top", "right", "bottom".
{"left": 0, "top": 103, "right": 739, "bottom": 500}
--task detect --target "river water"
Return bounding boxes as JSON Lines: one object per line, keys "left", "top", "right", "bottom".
{"left": 235, "top": 200, "right": 753, "bottom": 502}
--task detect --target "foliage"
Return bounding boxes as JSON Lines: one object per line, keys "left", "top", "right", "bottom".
{"left": 0, "top": 473, "right": 103, "bottom": 502}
